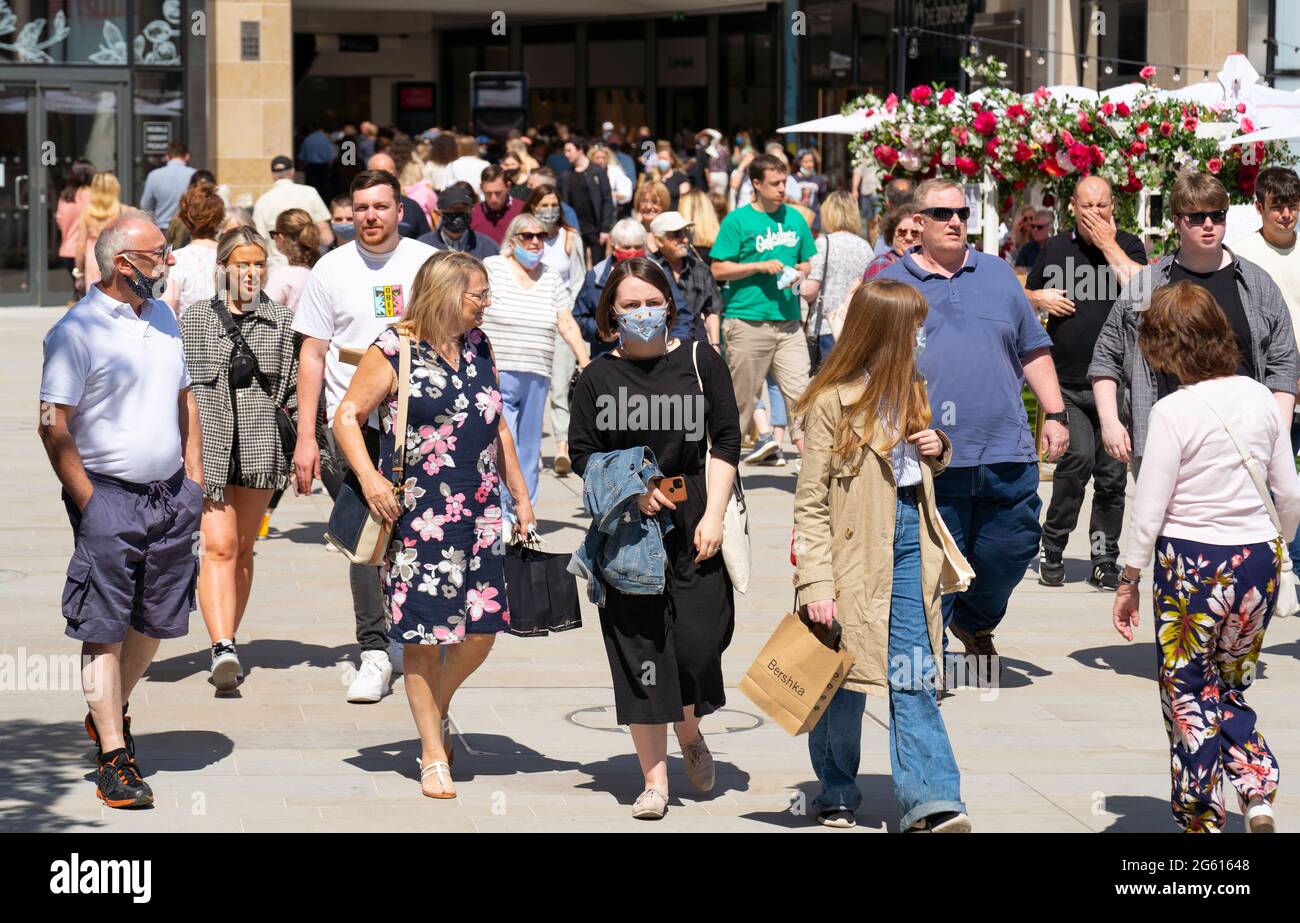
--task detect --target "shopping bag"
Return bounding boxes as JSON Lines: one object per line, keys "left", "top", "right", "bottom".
{"left": 503, "top": 536, "right": 583, "bottom": 638}
{"left": 739, "top": 610, "right": 854, "bottom": 735}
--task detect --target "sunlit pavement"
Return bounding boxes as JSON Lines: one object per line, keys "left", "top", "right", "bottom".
{"left": 3, "top": 306, "right": 1298, "bottom": 833}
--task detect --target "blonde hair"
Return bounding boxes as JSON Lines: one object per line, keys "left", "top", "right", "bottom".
{"left": 396, "top": 251, "right": 486, "bottom": 347}
{"left": 506, "top": 137, "right": 538, "bottom": 173}
{"left": 678, "top": 189, "right": 719, "bottom": 247}
{"left": 635, "top": 181, "right": 671, "bottom": 213}
{"left": 398, "top": 157, "right": 425, "bottom": 188}
{"left": 82, "top": 172, "right": 123, "bottom": 234}
{"left": 819, "top": 190, "right": 861, "bottom": 236}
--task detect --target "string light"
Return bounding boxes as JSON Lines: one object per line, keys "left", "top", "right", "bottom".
{"left": 1173, "top": 67, "right": 1182, "bottom": 81}
{"left": 1024, "top": 47, "right": 1032, "bottom": 59}
{"left": 1104, "top": 61, "right": 1114, "bottom": 75}
{"left": 1036, "top": 49, "right": 1046, "bottom": 66}
{"left": 908, "top": 35, "right": 919, "bottom": 60}
{"left": 1081, "top": 57, "right": 1089, "bottom": 69}
{"left": 969, "top": 39, "right": 980, "bottom": 56}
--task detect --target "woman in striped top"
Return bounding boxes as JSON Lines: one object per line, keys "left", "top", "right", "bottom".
{"left": 482, "top": 213, "right": 590, "bottom": 527}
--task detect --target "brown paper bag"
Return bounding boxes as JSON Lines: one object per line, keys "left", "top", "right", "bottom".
{"left": 739, "top": 612, "right": 855, "bottom": 736}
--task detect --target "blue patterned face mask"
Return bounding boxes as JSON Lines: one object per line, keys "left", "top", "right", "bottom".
{"left": 914, "top": 324, "right": 927, "bottom": 362}
{"left": 617, "top": 303, "right": 669, "bottom": 344}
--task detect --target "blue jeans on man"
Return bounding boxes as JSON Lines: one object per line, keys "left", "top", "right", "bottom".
{"left": 931, "top": 462, "right": 1042, "bottom": 638}
{"left": 808, "top": 493, "right": 966, "bottom": 828}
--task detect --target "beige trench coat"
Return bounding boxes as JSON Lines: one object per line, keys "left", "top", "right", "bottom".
{"left": 793, "top": 380, "right": 970, "bottom": 697}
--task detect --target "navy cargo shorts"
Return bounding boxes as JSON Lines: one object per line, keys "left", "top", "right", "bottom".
{"left": 60, "top": 467, "right": 204, "bottom": 644}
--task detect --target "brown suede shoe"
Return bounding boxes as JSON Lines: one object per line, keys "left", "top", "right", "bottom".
{"left": 680, "top": 736, "right": 715, "bottom": 793}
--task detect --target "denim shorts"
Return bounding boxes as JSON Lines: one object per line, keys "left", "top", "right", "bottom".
{"left": 60, "top": 467, "right": 204, "bottom": 643}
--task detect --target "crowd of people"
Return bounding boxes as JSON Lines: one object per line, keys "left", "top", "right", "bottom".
{"left": 35, "top": 114, "right": 1300, "bottom": 836}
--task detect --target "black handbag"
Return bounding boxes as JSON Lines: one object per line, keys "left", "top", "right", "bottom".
{"left": 212, "top": 299, "right": 297, "bottom": 457}
{"left": 806, "top": 233, "right": 830, "bottom": 374}
{"left": 504, "top": 532, "right": 582, "bottom": 637}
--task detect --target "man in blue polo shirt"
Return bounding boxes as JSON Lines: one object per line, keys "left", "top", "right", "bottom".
{"left": 877, "top": 179, "right": 1070, "bottom": 680}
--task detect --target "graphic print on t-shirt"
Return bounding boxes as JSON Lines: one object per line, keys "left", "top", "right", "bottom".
{"left": 373, "top": 284, "right": 405, "bottom": 318}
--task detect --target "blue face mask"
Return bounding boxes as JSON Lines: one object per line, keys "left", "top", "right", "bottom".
{"left": 914, "top": 325, "right": 927, "bottom": 362}
{"left": 513, "top": 244, "right": 543, "bottom": 268}
{"left": 617, "top": 304, "right": 669, "bottom": 344}
{"left": 331, "top": 221, "right": 356, "bottom": 243}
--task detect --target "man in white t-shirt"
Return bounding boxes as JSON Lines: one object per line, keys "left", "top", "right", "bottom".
{"left": 1230, "top": 165, "right": 1300, "bottom": 562}
{"left": 292, "top": 169, "right": 435, "bottom": 703}
{"left": 253, "top": 155, "right": 334, "bottom": 268}
{"left": 38, "top": 216, "right": 204, "bottom": 808}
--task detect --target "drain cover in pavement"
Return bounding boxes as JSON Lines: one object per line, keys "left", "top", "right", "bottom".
{"left": 565, "top": 705, "right": 762, "bottom": 734}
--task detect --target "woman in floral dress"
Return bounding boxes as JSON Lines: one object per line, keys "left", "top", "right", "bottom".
{"left": 334, "top": 250, "right": 537, "bottom": 799}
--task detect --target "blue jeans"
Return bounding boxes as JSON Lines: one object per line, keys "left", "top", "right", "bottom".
{"left": 754, "top": 374, "right": 788, "bottom": 429}
{"left": 932, "top": 462, "right": 1042, "bottom": 635}
{"left": 808, "top": 494, "right": 966, "bottom": 827}
{"left": 1289, "top": 418, "right": 1300, "bottom": 566}
{"left": 499, "top": 369, "right": 548, "bottom": 523}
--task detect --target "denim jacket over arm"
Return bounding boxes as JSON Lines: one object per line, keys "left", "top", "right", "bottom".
{"left": 1087, "top": 247, "right": 1299, "bottom": 459}
{"left": 567, "top": 446, "right": 675, "bottom": 606}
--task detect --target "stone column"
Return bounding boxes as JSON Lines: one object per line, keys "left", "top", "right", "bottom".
{"left": 210, "top": 0, "right": 294, "bottom": 208}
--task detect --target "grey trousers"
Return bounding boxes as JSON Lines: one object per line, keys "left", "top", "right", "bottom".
{"left": 327, "top": 427, "right": 388, "bottom": 652}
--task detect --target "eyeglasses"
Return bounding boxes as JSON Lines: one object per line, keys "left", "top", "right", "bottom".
{"left": 515, "top": 231, "right": 547, "bottom": 243}
{"left": 464, "top": 288, "right": 492, "bottom": 304}
{"left": 121, "top": 244, "right": 173, "bottom": 262}
{"left": 895, "top": 228, "right": 921, "bottom": 239}
{"left": 1179, "top": 209, "right": 1228, "bottom": 225}
{"left": 918, "top": 206, "right": 971, "bottom": 222}
{"left": 662, "top": 229, "right": 691, "bottom": 242}
{"left": 1031, "top": 222, "right": 1051, "bottom": 229}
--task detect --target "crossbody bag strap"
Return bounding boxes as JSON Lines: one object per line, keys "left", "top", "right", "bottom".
{"left": 214, "top": 297, "right": 282, "bottom": 401}
{"left": 391, "top": 335, "right": 412, "bottom": 485}
{"left": 690, "top": 340, "right": 745, "bottom": 502}
{"left": 1181, "top": 386, "right": 1286, "bottom": 541}
{"left": 809, "top": 233, "right": 830, "bottom": 339}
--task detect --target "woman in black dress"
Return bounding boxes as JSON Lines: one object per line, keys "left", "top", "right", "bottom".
{"left": 568, "top": 257, "right": 741, "bottom": 819}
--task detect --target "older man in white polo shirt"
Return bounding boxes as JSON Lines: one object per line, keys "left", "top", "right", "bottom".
{"left": 38, "top": 216, "right": 204, "bottom": 809}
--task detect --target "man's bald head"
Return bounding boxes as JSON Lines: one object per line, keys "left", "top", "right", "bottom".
{"left": 367, "top": 152, "right": 397, "bottom": 174}
{"left": 95, "top": 216, "right": 164, "bottom": 282}
{"left": 1073, "top": 174, "right": 1112, "bottom": 204}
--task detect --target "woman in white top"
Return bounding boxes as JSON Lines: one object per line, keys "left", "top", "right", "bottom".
{"left": 801, "top": 191, "right": 877, "bottom": 367}
{"left": 1113, "top": 281, "right": 1300, "bottom": 834}
{"left": 165, "top": 182, "right": 224, "bottom": 316}
{"left": 481, "top": 213, "right": 590, "bottom": 525}
{"left": 522, "top": 184, "right": 586, "bottom": 476}
{"left": 590, "top": 143, "right": 632, "bottom": 215}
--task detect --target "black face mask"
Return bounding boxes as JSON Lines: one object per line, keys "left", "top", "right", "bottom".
{"left": 441, "top": 212, "right": 471, "bottom": 234}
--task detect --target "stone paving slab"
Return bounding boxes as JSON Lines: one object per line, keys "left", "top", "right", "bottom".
{"left": 2, "top": 307, "right": 1299, "bottom": 833}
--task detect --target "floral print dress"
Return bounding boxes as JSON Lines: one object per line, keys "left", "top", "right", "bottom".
{"left": 374, "top": 326, "right": 509, "bottom": 644}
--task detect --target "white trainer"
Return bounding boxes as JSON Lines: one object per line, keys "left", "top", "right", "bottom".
{"left": 347, "top": 649, "right": 393, "bottom": 703}
{"left": 211, "top": 641, "right": 240, "bottom": 693}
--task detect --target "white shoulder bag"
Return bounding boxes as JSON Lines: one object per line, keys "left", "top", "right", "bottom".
{"left": 1182, "top": 387, "right": 1298, "bottom": 617}
{"left": 691, "top": 341, "right": 751, "bottom": 593}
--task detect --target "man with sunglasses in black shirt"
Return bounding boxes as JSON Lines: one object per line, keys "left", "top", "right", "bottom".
{"left": 1090, "top": 172, "right": 1298, "bottom": 479}
{"left": 1026, "top": 176, "right": 1147, "bottom": 590}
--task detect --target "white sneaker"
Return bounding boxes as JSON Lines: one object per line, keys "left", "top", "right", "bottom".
{"left": 347, "top": 650, "right": 393, "bottom": 703}
{"left": 211, "top": 641, "right": 240, "bottom": 693}
{"left": 1242, "top": 794, "right": 1276, "bottom": 832}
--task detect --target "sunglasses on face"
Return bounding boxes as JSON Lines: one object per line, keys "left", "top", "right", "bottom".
{"left": 516, "top": 231, "right": 547, "bottom": 243}
{"left": 1179, "top": 209, "right": 1228, "bottom": 225}
{"left": 918, "top": 206, "right": 971, "bottom": 222}
{"left": 1031, "top": 222, "right": 1051, "bottom": 229}
{"left": 663, "top": 230, "right": 691, "bottom": 242}
{"left": 895, "top": 228, "right": 921, "bottom": 239}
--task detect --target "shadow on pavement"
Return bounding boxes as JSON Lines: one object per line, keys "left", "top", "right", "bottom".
{"left": 1095, "top": 794, "right": 1248, "bottom": 833}
{"left": 0, "top": 719, "right": 102, "bottom": 831}
{"left": 148, "top": 639, "right": 359, "bottom": 683}
{"left": 106, "top": 729, "right": 235, "bottom": 780}
{"left": 740, "top": 777, "right": 895, "bottom": 831}
{"left": 347, "top": 733, "right": 584, "bottom": 780}
{"left": 1026, "top": 556, "right": 1102, "bottom": 584}
{"left": 569, "top": 752, "right": 752, "bottom": 804}
{"left": 271, "top": 520, "right": 329, "bottom": 546}
{"left": 1069, "top": 642, "right": 1157, "bottom": 681}
{"left": 737, "top": 473, "right": 796, "bottom": 493}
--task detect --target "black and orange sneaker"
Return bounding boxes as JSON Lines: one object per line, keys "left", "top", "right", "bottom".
{"left": 85, "top": 703, "right": 138, "bottom": 770}
{"left": 95, "top": 748, "right": 153, "bottom": 809}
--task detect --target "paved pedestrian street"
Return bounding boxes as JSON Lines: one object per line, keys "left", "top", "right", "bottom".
{"left": 3, "top": 307, "right": 1298, "bottom": 834}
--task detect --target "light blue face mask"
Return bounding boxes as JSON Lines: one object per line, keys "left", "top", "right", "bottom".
{"left": 617, "top": 304, "right": 669, "bottom": 344}
{"left": 914, "top": 324, "right": 927, "bottom": 362}
{"left": 513, "top": 244, "right": 543, "bottom": 268}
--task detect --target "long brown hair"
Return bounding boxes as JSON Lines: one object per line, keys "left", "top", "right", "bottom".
{"left": 792, "top": 279, "right": 931, "bottom": 456}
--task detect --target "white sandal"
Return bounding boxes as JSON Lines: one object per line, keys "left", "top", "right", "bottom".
{"left": 416, "top": 757, "right": 456, "bottom": 800}
{"left": 1242, "top": 794, "right": 1276, "bottom": 832}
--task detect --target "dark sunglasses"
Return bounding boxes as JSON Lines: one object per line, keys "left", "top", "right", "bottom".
{"left": 515, "top": 231, "right": 547, "bottom": 243}
{"left": 918, "top": 206, "right": 971, "bottom": 222}
{"left": 1179, "top": 209, "right": 1228, "bottom": 225}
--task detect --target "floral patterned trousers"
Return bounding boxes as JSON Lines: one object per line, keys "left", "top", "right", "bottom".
{"left": 1153, "top": 536, "right": 1281, "bottom": 833}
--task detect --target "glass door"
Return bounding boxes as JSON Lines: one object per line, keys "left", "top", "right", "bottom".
{"left": 0, "top": 86, "right": 37, "bottom": 306}
{"left": 40, "top": 84, "right": 121, "bottom": 305}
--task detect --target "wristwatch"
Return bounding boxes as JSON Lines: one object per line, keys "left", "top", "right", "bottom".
{"left": 1118, "top": 569, "right": 1141, "bottom": 587}
{"left": 1044, "top": 410, "right": 1068, "bottom": 425}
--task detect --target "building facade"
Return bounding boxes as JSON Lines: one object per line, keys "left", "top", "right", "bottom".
{"left": 0, "top": 0, "right": 1290, "bottom": 305}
